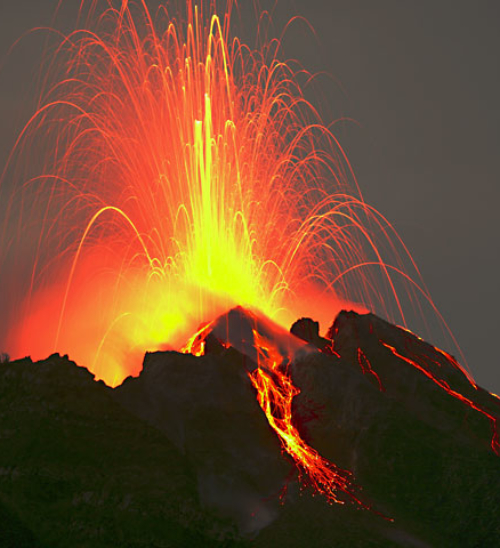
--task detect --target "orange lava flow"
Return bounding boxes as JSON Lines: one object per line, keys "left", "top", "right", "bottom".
{"left": 181, "top": 321, "right": 214, "bottom": 356}
{"left": 248, "top": 330, "right": 359, "bottom": 505}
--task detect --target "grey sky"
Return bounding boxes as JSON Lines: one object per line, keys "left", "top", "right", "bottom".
{"left": 0, "top": 1, "right": 498, "bottom": 393}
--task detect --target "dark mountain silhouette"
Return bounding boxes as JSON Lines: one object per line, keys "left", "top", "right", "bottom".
{"left": 0, "top": 309, "right": 498, "bottom": 547}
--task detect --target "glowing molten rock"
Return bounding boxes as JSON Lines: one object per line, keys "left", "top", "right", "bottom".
{"left": 184, "top": 307, "right": 370, "bottom": 506}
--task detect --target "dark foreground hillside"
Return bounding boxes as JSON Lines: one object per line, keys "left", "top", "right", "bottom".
{"left": 0, "top": 354, "right": 239, "bottom": 548}
{"left": 1, "top": 310, "right": 499, "bottom": 547}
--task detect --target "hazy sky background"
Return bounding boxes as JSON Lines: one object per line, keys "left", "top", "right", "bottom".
{"left": 0, "top": 1, "right": 498, "bottom": 393}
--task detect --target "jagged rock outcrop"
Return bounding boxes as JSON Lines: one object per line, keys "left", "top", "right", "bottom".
{"left": 290, "top": 317, "right": 333, "bottom": 354}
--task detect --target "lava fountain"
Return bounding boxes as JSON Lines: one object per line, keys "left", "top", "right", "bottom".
{"left": 0, "top": 0, "right": 472, "bottom": 507}
{"left": 0, "top": 0, "right": 438, "bottom": 384}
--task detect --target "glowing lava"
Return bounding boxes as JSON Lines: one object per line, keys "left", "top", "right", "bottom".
{"left": 183, "top": 307, "right": 367, "bottom": 506}
{"left": 249, "top": 329, "right": 358, "bottom": 505}
{"left": 0, "top": 0, "right": 437, "bottom": 385}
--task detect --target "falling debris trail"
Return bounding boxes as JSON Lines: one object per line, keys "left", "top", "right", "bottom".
{"left": 381, "top": 342, "right": 500, "bottom": 455}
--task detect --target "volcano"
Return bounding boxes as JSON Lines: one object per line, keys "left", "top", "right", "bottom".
{"left": 0, "top": 308, "right": 498, "bottom": 548}
{"left": 1, "top": 3, "right": 498, "bottom": 546}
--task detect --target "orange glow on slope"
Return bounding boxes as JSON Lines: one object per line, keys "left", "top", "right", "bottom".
{"left": 381, "top": 342, "right": 500, "bottom": 455}
{"left": 0, "top": 1, "right": 442, "bottom": 386}
{"left": 357, "top": 348, "right": 384, "bottom": 392}
{"left": 181, "top": 321, "right": 214, "bottom": 356}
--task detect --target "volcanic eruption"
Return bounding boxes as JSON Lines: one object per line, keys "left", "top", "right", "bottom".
{"left": 0, "top": 1, "right": 498, "bottom": 544}
{"left": 0, "top": 0, "right": 446, "bottom": 383}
